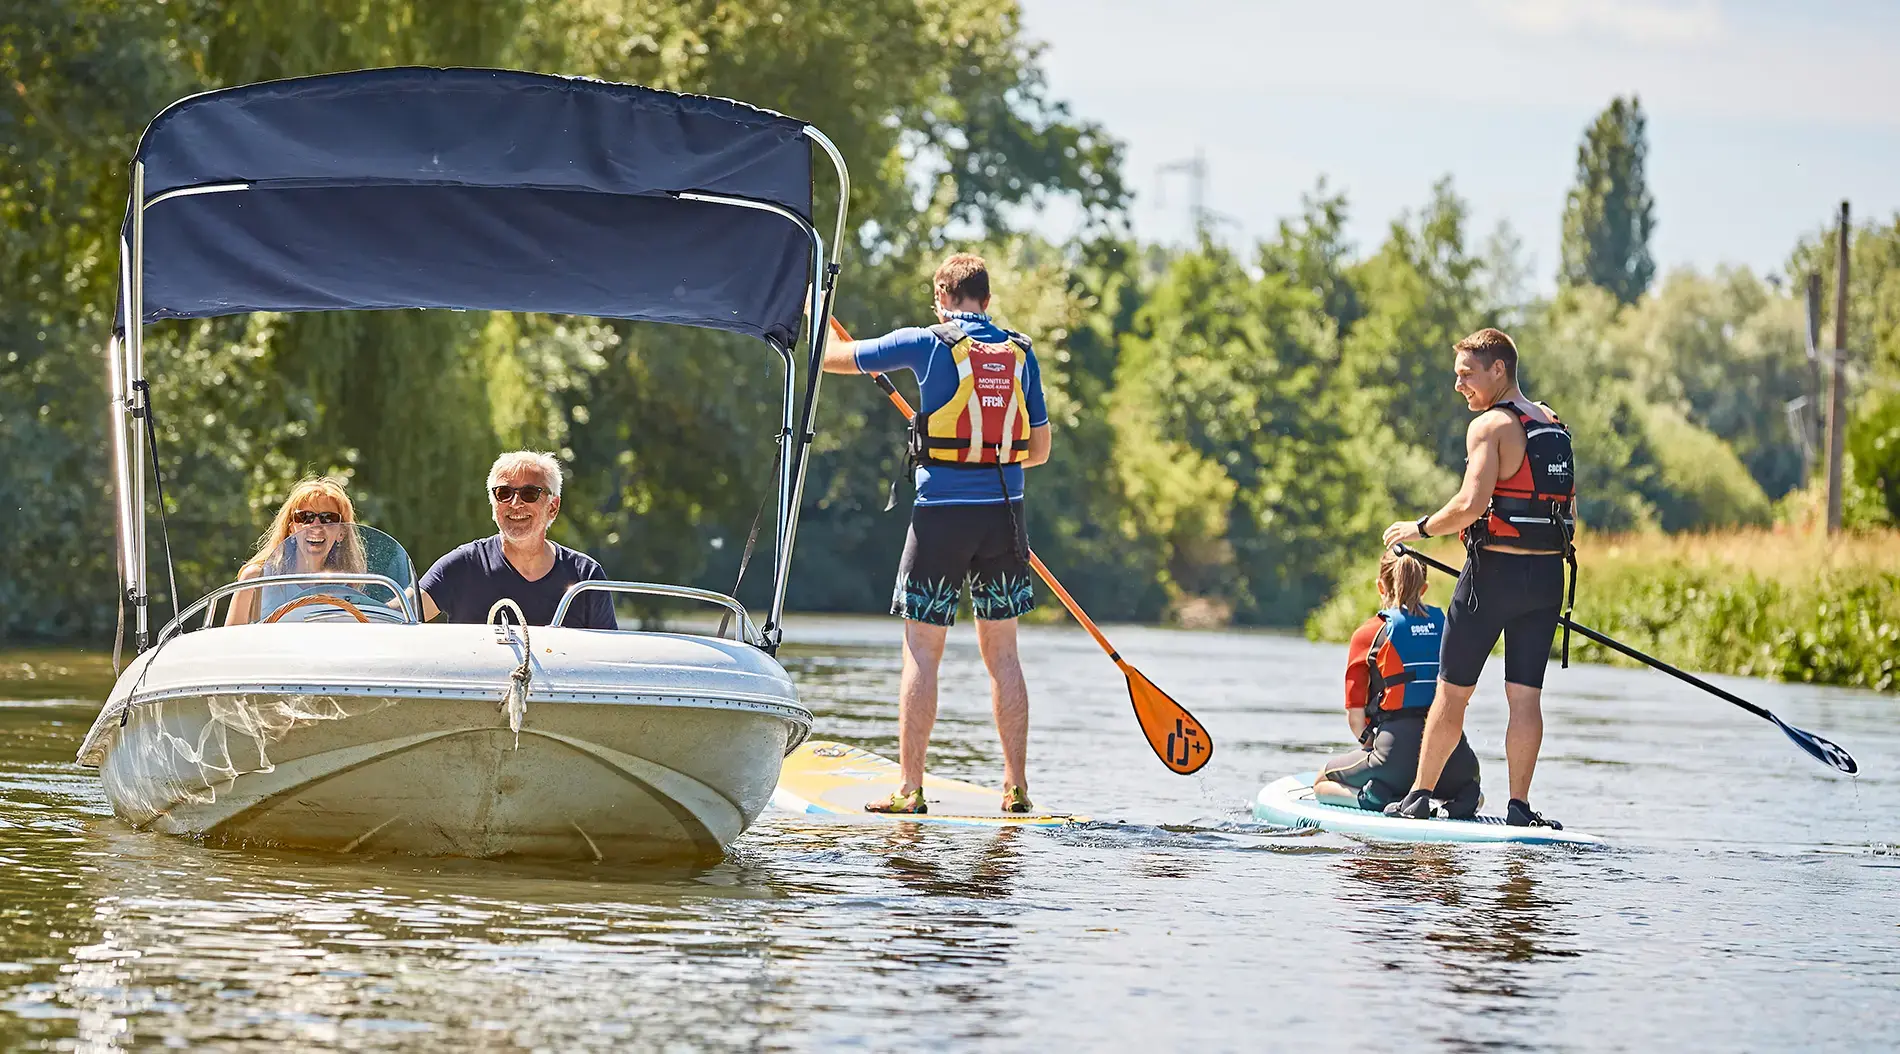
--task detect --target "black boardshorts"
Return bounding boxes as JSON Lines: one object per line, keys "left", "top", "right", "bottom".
{"left": 892, "top": 501, "right": 1035, "bottom": 626}
{"left": 1319, "top": 713, "right": 1481, "bottom": 810}
{"left": 1439, "top": 550, "right": 1566, "bottom": 689}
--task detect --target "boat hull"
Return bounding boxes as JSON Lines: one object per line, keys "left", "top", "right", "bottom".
{"left": 82, "top": 624, "right": 811, "bottom": 863}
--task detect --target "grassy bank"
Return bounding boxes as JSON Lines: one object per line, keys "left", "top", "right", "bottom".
{"left": 1306, "top": 530, "right": 1900, "bottom": 691}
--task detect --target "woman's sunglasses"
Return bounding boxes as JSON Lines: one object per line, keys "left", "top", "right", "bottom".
{"left": 491, "top": 485, "right": 548, "bottom": 504}
{"left": 291, "top": 510, "right": 343, "bottom": 525}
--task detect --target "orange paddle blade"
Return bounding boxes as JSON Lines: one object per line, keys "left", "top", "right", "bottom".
{"left": 1123, "top": 661, "right": 1213, "bottom": 775}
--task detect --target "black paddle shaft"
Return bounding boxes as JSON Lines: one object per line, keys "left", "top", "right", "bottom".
{"left": 1392, "top": 544, "right": 1859, "bottom": 774}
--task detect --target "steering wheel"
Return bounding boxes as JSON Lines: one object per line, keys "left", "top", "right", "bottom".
{"left": 262, "top": 592, "right": 371, "bottom": 624}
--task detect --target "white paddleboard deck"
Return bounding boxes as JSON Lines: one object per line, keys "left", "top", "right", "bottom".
{"left": 1252, "top": 773, "right": 1604, "bottom": 846}
{"left": 774, "top": 741, "right": 1085, "bottom": 827}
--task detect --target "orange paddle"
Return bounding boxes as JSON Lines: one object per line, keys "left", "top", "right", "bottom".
{"left": 828, "top": 316, "right": 1213, "bottom": 774}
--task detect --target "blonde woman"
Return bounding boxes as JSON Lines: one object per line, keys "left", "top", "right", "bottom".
{"left": 225, "top": 476, "right": 366, "bottom": 625}
{"left": 1312, "top": 550, "right": 1481, "bottom": 818}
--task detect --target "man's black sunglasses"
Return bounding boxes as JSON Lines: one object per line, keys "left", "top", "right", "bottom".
{"left": 290, "top": 510, "right": 343, "bottom": 525}
{"left": 491, "top": 485, "right": 548, "bottom": 504}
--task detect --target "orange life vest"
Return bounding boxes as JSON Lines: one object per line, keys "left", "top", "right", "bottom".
{"left": 1463, "top": 399, "right": 1581, "bottom": 666}
{"left": 1464, "top": 401, "right": 1576, "bottom": 552}
{"left": 914, "top": 323, "right": 1032, "bottom": 466}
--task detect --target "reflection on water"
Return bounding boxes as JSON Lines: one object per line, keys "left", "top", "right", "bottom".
{"left": 878, "top": 825, "right": 1024, "bottom": 901}
{"left": 3, "top": 620, "right": 1898, "bottom": 1051}
{"left": 1340, "top": 848, "right": 1583, "bottom": 966}
{"left": 1336, "top": 846, "right": 1584, "bottom": 1026}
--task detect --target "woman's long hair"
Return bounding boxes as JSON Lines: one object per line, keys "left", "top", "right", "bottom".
{"left": 1376, "top": 551, "right": 1429, "bottom": 616}
{"left": 242, "top": 476, "right": 366, "bottom": 577}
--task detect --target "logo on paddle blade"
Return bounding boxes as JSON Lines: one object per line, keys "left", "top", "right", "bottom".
{"left": 1167, "top": 718, "right": 1206, "bottom": 770}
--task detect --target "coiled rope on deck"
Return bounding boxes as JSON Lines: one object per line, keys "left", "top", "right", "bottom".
{"left": 487, "top": 598, "right": 532, "bottom": 748}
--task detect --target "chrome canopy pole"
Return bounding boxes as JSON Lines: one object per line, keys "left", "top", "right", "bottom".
{"left": 121, "top": 179, "right": 249, "bottom": 652}
{"left": 674, "top": 189, "right": 839, "bottom": 650}
{"left": 803, "top": 127, "right": 850, "bottom": 271}
{"left": 763, "top": 128, "right": 851, "bottom": 647}
{"left": 771, "top": 338, "right": 795, "bottom": 622}
{"left": 769, "top": 245, "right": 834, "bottom": 644}
{"left": 110, "top": 230, "right": 137, "bottom": 596}
{"left": 128, "top": 162, "right": 150, "bottom": 651}
{"left": 105, "top": 327, "right": 134, "bottom": 602}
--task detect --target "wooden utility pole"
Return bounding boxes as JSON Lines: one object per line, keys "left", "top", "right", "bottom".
{"left": 1825, "top": 201, "right": 1850, "bottom": 534}
{"left": 1790, "top": 273, "right": 1823, "bottom": 483}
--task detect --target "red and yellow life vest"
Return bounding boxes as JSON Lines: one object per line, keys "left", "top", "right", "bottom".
{"left": 916, "top": 322, "right": 1032, "bottom": 466}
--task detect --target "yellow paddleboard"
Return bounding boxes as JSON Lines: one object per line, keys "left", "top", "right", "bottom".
{"left": 773, "top": 741, "right": 1086, "bottom": 827}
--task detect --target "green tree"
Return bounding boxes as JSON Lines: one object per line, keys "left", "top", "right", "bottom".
{"left": 1786, "top": 213, "right": 1900, "bottom": 388}
{"left": 1339, "top": 177, "right": 1487, "bottom": 467}
{"left": 998, "top": 237, "right": 1170, "bottom": 622}
{"left": 0, "top": 0, "right": 1131, "bottom": 640}
{"left": 1115, "top": 240, "right": 1406, "bottom": 623}
{"left": 0, "top": 0, "right": 191, "bottom": 639}
{"left": 1512, "top": 286, "right": 1660, "bottom": 533}
{"left": 1614, "top": 269, "right": 1811, "bottom": 498}
{"left": 1849, "top": 389, "right": 1900, "bottom": 525}
{"left": 1257, "top": 180, "right": 1363, "bottom": 337}
{"left": 1517, "top": 278, "right": 1784, "bottom": 533}
{"left": 1786, "top": 213, "right": 1900, "bottom": 524}
{"left": 1560, "top": 96, "right": 1656, "bottom": 305}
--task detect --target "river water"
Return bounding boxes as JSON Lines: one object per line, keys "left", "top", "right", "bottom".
{"left": 2, "top": 617, "right": 1895, "bottom": 1051}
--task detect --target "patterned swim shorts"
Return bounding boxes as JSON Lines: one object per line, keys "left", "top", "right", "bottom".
{"left": 891, "top": 501, "right": 1035, "bottom": 626}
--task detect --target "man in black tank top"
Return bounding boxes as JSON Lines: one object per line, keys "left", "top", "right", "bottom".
{"left": 1380, "top": 329, "right": 1572, "bottom": 829}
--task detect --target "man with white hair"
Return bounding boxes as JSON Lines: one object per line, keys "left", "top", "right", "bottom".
{"left": 417, "top": 451, "right": 616, "bottom": 629}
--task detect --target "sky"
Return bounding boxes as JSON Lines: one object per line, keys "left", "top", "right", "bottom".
{"left": 1015, "top": 0, "right": 1900, "bottom": 289}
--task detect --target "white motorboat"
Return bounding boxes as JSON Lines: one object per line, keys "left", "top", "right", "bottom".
{"left": 77, "top": 68, "right": 853, "bottom": 863}
{"left": 78, "top": 527, "right": 813, "bottom": 861}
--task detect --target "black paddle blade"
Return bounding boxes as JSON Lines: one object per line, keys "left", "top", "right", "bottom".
{"left": 1775, "top": 717, "right": 1859, "bottom": 774}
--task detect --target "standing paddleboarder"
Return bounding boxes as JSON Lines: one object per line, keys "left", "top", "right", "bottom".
{"left": 820, "top": 253, "right": 1053, "bottom": 814}
{"left": 1380, "top": 328, "right": 1576, "bottom": 828}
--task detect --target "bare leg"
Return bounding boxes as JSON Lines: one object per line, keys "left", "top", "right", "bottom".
{"left": 1503, "top": 681, "right": 1544, "bottom": 801}
{"left": 974, "top": 617, "right": 1029, "bottom": 789}
{"left": 897, "top": 620, "right": 949, "bottom": 792}
{"left": 1312, "top": 778, "right": 1359, "bottom": 806}
{"left": 1411, "top": 680, "right": 1476, "bottom": 793}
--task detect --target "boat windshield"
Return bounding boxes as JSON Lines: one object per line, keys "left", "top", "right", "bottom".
{"left": 237, "top": 524, "right": 417, "bottom": 625}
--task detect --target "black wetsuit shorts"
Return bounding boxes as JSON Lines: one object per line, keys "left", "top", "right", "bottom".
{"left": 1439, "top": 550, "right": 1566, "bottom": 689}
{"left": 1319, "top": 713, "right": 1481, "bottom": 811}
{"left": 891, "top": 501, "right": 1035, "bottom": 626}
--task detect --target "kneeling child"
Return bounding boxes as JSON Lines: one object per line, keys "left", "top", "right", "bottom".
{"left": 1314, "top": 551, "right": 1481, "bottom": 818}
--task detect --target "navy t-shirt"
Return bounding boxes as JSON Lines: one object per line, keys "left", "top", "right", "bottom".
{"left": 419, "top": 536, "right": 617, "bottom": 629}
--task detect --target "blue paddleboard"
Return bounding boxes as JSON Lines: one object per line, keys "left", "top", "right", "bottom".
{"left": 1252, "top": 773, "right": 1604, "bottom": 846}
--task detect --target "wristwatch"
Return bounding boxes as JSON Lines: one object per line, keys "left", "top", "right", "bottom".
{"left": 1415, "top": 514, "right": 1431, "bottom": 538}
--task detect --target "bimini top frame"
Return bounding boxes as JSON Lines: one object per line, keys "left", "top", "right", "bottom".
{"left": 108, "top": 67, "right": 848, "bottom": 654}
